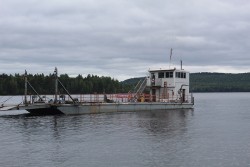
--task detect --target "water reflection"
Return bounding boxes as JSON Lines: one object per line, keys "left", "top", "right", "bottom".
{"left": 136, "top": 109, "right": 194, "bottom": 135}
{"left": 1, "top": 109, "right": 194, "bottom": 140}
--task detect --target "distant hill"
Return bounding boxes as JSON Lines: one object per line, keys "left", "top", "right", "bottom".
{"left": 190, "top": 72, "right": 250, "bottom": 92}
{"left": 121, "top": 77, "right": 144, "bottom": 85}
{"left": 122, "top": 73, "right": 250, "bottom": 92}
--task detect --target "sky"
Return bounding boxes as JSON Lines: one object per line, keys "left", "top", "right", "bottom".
{"left": 0, "top": 0, "right": 250, "bottom": 81}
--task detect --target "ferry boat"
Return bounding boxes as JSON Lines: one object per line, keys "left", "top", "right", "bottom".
{"left": 0, "top": 66, "right": 194, "bottom": 115}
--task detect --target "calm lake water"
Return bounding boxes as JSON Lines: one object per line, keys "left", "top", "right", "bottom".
{"left": 1, "top": 93, "right": 250, "bottom": 167}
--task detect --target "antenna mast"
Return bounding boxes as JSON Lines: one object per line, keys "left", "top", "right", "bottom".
{"left": 54, "top": 67, "right": 58, "bottom": 103}
{"left": 169, "top": 48, "right": 173, "bottom": 69}
{"left": 181, "top": 60, "right": 183, "bottom": 70}
{"left": 24, "top": 70, "right": 27, "bottom": 105}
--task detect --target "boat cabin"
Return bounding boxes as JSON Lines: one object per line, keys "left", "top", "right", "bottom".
{"left": 146, "top": 68, "right": 190, "bottom": 102}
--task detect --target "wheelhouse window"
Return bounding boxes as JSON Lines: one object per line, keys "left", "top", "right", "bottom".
{"left": 181, "top": 72, "right": 184, "bottom": 78}
{"left": 175, "top": 72, "right": 186, "bottom": 78}
{"left": 158, "top": 72, "right": 164, "bottom": 78}
{"left": 170, "top": 72, "right": 173, "bottom": 78}
{"left": 166, "top": 72, "right": 173, "bottom": 78}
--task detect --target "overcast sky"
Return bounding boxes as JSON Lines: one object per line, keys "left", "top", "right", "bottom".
{"left": 1, "top": 0, "right": 250, "bottom": 81}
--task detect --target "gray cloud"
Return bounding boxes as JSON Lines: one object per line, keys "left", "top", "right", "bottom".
{"left": 1, "top": 0, "right": 250, "bottom": 80}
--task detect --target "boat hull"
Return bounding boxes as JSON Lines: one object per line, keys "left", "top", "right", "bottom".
{"left": 3, "top": 102, "right": 193, "bottom": 115}
{"left": 27, "top": 107, "right": 64, "bottom": 115}
{"left": 57, "top": 102, "right": 194, "bottom": 115}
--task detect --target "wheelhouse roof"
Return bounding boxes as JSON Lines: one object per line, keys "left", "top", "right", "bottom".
{"left": 149, "top": 68, "right": 189, "bottom": 73}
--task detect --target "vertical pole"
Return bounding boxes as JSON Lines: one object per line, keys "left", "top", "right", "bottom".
{"left": 191, "top": 93, "right": 194, "bottom": 105}
{"left": 24, "top": 70, "right": 27, "bottom": 105}
{"left": 169, "top": 48, "right": 173, "bottom": 69}
{"left": 54, "top": 67, "right": 58, "bottom": 103}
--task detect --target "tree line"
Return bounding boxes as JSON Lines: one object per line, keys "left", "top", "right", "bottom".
{"left": 0, "top": 73, "right": 132, "bottom": 95}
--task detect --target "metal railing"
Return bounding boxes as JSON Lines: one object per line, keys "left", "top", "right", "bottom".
{"left": 0, "top": 93, "right": 194, "bottom": 107}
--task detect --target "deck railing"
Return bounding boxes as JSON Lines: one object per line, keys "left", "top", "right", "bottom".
{"left": 0, "top": 93, "right": 194, "bottom": 107}
{"left": 38, "top": 93, "right": 194, "bottom": 104}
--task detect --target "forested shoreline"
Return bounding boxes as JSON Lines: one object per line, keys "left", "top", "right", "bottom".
{"left": 1, "top": 72, "right": 250, "bottom": 95}
{"left": 0, "top": 73, "right": 131, "bottom": 95}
